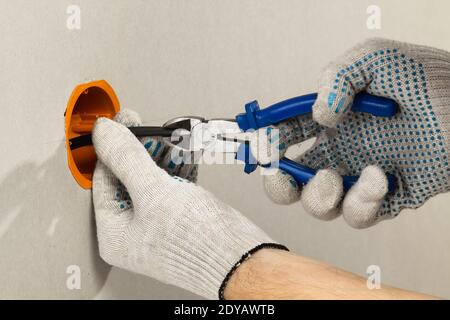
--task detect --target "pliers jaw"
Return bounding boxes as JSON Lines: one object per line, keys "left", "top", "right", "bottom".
{"left": 162, "top": 116, "right": 206, "bottom": 131}
{"left": 162, "top": 116, "right": 244, "bottom": 153}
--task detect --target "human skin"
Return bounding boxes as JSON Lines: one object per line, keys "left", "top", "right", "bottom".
{"left": 224, "top": 249, "right": 437, "bottom": 300}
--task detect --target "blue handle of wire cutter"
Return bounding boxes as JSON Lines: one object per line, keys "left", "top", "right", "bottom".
{"left": 277, "top": 157, "right": 397, "bottom": 193}
{"left": 235, "top": 92, "right": 398, "bottom": 193}
{"left": 236, "top": 92, "right": 398, "bottom": 131}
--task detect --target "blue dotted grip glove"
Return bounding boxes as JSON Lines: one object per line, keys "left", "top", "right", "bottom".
{"left": 261, "top": 38, "right": 450, "bottom": 228}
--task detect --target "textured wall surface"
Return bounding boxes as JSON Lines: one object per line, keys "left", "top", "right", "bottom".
{"left": 1, "top": 0, "right": 450, "bottom": 299}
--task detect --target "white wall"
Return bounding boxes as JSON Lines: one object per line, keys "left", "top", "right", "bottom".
{"left": 1, "top": 0, "right": 450, "bottom": 299}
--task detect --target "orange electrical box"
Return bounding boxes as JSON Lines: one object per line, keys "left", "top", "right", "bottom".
{"left": 65, "top": 80, "right": 120, "bottom": 189}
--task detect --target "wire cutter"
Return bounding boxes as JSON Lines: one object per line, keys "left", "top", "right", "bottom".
{"left": 160, "top": 92, "right": 398, "bottom": 193}
{"left": 69, "top": 92, "right": 398, "bottom": 193}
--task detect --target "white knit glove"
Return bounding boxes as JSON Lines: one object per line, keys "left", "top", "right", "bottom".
{"left": 257, "top": 38, "right": 450, "bottom": 228}
{"left": 92, "top": 109, "right": 286, "bottom": 299}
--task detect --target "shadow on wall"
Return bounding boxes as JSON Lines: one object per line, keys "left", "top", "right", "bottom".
{"left": 0, "top": 142, "right": 110, "bottom": 298}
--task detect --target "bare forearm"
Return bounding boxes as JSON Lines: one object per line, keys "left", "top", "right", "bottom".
{"left": 224, "top": 249, "right": 437, "bottom": 300}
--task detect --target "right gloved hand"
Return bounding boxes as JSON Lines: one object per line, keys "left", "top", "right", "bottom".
{"left": 92, "top": 109, "right": 286, "bottom": 300}
{"left": 254, "top": 38, "right": 450, "bottom": 228}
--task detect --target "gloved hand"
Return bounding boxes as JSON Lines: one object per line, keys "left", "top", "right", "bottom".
{"left": 256, "top": 38, "right": 450, "bottom": 228}
{"left": 92, "top": 109, "right": 286, "bottom": 299}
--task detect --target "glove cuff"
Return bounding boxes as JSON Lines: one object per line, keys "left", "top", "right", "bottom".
{"left": 425, "top": 67, "right": 450, "bottom": 181}
{"left": 157, "top": 209, "right": 284, "bottom": 299}
{"left": 428, "top": 77, "right": 450, "bottom": 172}
{"left": 217, "top": 243, "right": 289, "bottom": 299}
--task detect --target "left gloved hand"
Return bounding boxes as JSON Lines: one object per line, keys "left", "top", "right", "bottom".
{"left": 92, "top": 109, "right": 285, "bottom": 299}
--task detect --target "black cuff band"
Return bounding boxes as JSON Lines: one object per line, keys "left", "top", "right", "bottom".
{"left": 218, "top": 243, "right": 289, "bottom": 300}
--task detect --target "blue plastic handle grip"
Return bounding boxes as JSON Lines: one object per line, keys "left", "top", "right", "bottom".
{"left": 236, "top": 92, "right": 398, "bottom": 131}
{"left": 235, "top": 91, "right": 399, "bottom": 193}
{"left": 277, "top": 157, "right": 397, "bottom": 193}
